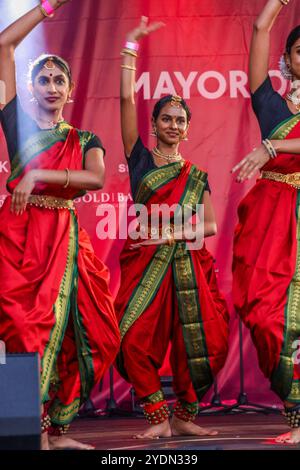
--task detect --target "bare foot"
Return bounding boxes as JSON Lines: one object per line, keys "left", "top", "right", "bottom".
{"left": 171, "top": 415, "right": 218, "bottom": 437}
{"left": 275, "top": 428, "right": 300, "bottom": 444}
{"left": 48, "top": 435, "right": 95, "bottom": 450}
{"left": 134, "top": 419, "right": 172, "bottom": 439}
{"left": 41, "top": 432, "right": 50, "bottom": 450}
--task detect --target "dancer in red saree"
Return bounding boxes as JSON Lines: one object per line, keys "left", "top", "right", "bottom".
{"left": 0, "top": 0, "right": 120, "bottom": 450}
{"left": 232, "top": 0, "right": 300, "bottom": 445}
{"left": 115, "top": 18, "right": 229, "bottom": 439}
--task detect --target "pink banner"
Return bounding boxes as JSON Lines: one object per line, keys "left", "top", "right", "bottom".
{"left": 1, "top": 0, "right": 297, "bottom": 408}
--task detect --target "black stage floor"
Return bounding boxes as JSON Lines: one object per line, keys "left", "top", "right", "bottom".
{"left": 68, "top": 413, "right": 300, "bottom": 450}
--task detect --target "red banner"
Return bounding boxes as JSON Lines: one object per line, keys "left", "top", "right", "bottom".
{"left": 2, "top": 0, "right": 298, "bottom": 408}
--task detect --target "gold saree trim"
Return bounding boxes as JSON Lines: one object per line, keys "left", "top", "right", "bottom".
{"left": 49, "top": 397, "right": 81, "bottom": 425}
{"left": 272, "top": 191, "right": 300, "bottom": 400}
{"left": 119, "top": 244, "right": 176, "bottom": 339}
{"left": 41, "top": 212, "right": 77, "bottom": 402}
{"left": 28, "top": 195, "right": 75, "bottom": 210}
{"left": 284, "top": 190, "right": 300, "bottom": 402}
{"left": 171, "top": 166, "right": 212, "bottom": 400}
{"left": 72, "top": 293, "right": 95, "bottom": 402}
{"left": 135, "top": 162, "right": 184, "bottom": 205}
{"left": 8, "top": 122, "right": 72, "bottom": 183}
{"left": 142, "top": 390, "right": 165, "bottom": 404}
{"left": 173, "top": 243, "right": 213, "bottom": 400}
{"left": 269, "top": 114, "right": 300, "bottom": 140}
{"left": 288, "top": 380, "right": 300, "bottom": 402}
{"left": 261, "top": 171, "right": 300, "bottom": 190}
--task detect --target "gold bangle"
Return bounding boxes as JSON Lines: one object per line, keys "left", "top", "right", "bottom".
{"left": 262, "top": 139, "right": 277, "bottom": 159}
{"left": 121, "top": 48, "right": 138, "bottom": 57}
{"left": 121, "top": 49, "right": 138, "bottom": 58}
{"left": 63, "top": 168, "right": 70, "bottom": 188}
{"left": 121, "top": 64, "right": 137, "bottom": 71}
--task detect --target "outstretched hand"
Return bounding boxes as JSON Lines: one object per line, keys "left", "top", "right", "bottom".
{"left": 126, "top": 16, "right": 165, "bottom": 43}
{"left": 129, "top": 238, "right": 169, "bottom": 250}
{"left": 10, "top": 171, "right": 36, "bottom": 215}
{"left": 231, "top": 144, "right": 270, "bottom": 182}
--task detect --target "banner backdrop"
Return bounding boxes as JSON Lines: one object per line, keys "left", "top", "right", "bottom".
{"left": 1, "top": 0, "right": 299, "bottom": 409}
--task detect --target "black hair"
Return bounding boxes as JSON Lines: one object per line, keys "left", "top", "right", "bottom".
{"left": 152, "top": 95, "right": 192, "bottom": 122}
{"left": 28, "top": 54, "right": 72, "bottom": 85}
{"left": 286, "top": 26, "right": 300, "bottom": 54}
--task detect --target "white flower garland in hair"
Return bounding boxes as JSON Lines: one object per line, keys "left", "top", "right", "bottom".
{"left": 279, "top": 55, "right": 293, "bottom": 80}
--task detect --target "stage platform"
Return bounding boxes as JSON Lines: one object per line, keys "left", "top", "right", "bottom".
{"left": 68, "top": 413, "right": 299, "bottom": 450}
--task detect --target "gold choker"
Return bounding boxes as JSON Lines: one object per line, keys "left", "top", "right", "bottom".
{"left": 152, "top": 147, "right": 183, "bottom": 163}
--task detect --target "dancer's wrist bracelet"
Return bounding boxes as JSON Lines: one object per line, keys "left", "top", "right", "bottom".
{"left": 121, "top": 64, "right": 137, "bottom": 71}
{"left": 262, "top": 139, "right": 277, "bottom": 159}
{"left": 124, "top": 41, "right": 139, "bottom": 52}
{"left": 39, "top": 0, "right": 55, "bottom": 17}
{"left": 63, "top": 168, "right": 70, "bottom": 188}
{"left": 121, "top": 49, "right": 138, "bottom": 58}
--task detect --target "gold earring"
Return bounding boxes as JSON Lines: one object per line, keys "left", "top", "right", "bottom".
{"left": 150, "top": 128, "right": 157, "bottom": 137}
{"left": 67, "top": 97, "right": 74, "bottom": 103}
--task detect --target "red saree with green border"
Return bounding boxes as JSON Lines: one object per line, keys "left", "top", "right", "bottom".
{"left": 115, "top": 160, "right": 229, "bottom": 402}
{"left": 233, "top": 113, "right": 300, "bottom": 402}
{"left": 0, "top": 121, "right": 120, "bottom": 425}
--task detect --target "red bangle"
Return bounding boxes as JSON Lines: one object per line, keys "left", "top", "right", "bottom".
{"left": 40, "top": 0, "right": 55, "bottom": 17}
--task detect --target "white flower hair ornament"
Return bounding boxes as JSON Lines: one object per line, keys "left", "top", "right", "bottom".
{"left": 279, "top": 55, "right": 293, "bottom": 80}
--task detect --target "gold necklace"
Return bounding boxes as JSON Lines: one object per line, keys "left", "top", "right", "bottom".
{"left": 35, "top": 116, "right": 64, "bottom": 129}
{"left": 152, "top": 147, "right": 183, "bottom": 162}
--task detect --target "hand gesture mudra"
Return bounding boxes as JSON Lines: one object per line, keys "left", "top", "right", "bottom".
{"left": 231, "top": 144, "right": 270, "bottom": 182}
{"left": 127, "top": 16, "right": 165, "bottom": 42}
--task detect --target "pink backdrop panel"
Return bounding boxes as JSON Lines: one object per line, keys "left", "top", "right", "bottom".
{"left": 1, "top": 0, "right": 297, "bottom": 408}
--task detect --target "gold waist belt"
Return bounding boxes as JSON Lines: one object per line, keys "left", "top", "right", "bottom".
{"left": 27, "top": 195, "right": 75, "bottom": 210}
{"left": 261, "top": 171, "right": 300, "bottom": 189}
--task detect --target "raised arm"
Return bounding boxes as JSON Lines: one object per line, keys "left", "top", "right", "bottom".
{"left": 121, "top": 17, "right": 164, "bottom": 156}
{"left": 0, "top": 0, "right": 69, "bottom": 109}
{"left": 249, "top": 0, "right": 285, "bottom": 93}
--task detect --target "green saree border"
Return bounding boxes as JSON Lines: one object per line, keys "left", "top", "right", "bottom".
{"left": 271, "top": 191, "right": 300, "bottom": 400}
{"left": 119, "top": 244, "right": 177, "bottom": 339}
{"left": 142, "top": 390, "right": 165, "bottom": 404}
{"left": 8, "top": 122, "right": 72, "bottom": 184}
{"left": 180, "top": 166, "right": 207, "bottom": 210}
{"left": 49, "top": 397, "right": 81, "bottom": 426}
{"left": 172, "top": 168, "right": 212, "bottom": 401}
{"left": 63, "top": 212, "right": 95, "bottom": 404}
{"left": 173, "top": 243, "right": 213, "bottom": 401}
{"left": 135, "top": 162, "right": 183, "bottom": 205}
{"left": 48, "top": 212, "right": 95, "bottom": 424}
{"left": 41, "top": 209, "right": 77, "bottom": 403}
{"left": 269, "top": 113, "right": 300, "bottom": 140}
{"left": 72, "top": 290, "right": 95, "bottom": 403}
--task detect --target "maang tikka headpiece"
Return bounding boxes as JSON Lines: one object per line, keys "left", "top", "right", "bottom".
{"left": 43, "top": 59, "right": 56, "bottom": 70}
{"left": 170, "top": 95, "right": 183, "bottom": 107}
